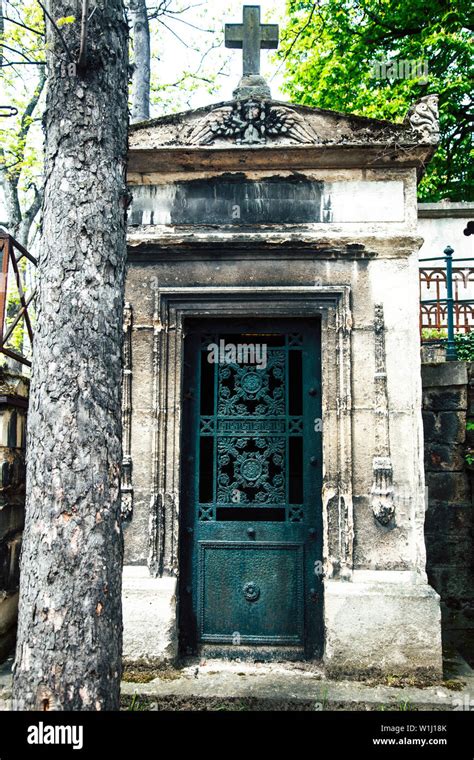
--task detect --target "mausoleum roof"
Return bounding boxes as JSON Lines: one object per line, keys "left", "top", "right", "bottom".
{"left": 128, "top": 95, "right": 439, "bottom": 177}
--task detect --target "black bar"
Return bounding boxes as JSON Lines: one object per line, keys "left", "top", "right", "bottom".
{"left": 0, "top": 710, "right": 472, "bottom": 758}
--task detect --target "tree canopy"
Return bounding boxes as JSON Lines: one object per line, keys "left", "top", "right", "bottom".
{"left": 279, "top": 0, "right": 473, "bottom": 201}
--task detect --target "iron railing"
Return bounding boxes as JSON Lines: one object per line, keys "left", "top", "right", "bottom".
{"left": 420, "top": 246, "right": 474, "bottom": 361}
{"left": 0, "top": 230, "right": 37, "bottom": 367}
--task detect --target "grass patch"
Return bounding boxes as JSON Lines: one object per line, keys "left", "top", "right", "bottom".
{"left": 442, "top": 679, "right": 466, "bottom": 691}
{"left": 122, "top": 660, "right": 184, "bottom": 684}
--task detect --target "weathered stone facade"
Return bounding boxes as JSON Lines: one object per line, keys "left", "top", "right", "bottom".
{"left": 121, "top": 89, "right": 443, "bottom": 677}
{"left": 0, "top": 370, "right": 28, "bottom": 661}
{"left": 423, "top": 362, "right": 474, "bottom": 664}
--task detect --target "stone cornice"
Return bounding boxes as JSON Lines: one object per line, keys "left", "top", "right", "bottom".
{"left": 127, "top": 230, "right": 423, "bottom": 259}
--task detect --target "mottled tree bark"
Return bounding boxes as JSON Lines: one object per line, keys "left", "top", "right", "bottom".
{"left": 12, "top": 0, "right": 129, "bottom": 711}
{"left": 129, "top": 0, "right": 150, "bottom": 122}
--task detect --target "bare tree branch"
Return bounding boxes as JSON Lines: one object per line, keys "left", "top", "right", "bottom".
{"left": 1, "top": 43, "right": 36, "bottom": 63}
{"left": 193, "top": 39, "right": 222, "bottom": 73}
{"left": 0, "top": 60, "right": 46, "bottom": 67}
{"left": 77, "top": 0, "right": 89, "bottom": 69}
{"left": 271, "top": 2, "right": 318, "bottom": 82}
{"left": 158, "top": 2, "right": 205, "bottom": 14}
{"left": 19, "top": 181, "right": 43, "bottom": 243}
{"left": 36, "top": 0, "right": 73, "bottom": 61}
{"left": 0, "top": 15, "right": 43, "bottom": 36}
{"left": 18, "top": 66, "right": 46, "bottom": 144}
{"left": 156, "top": 16, "right": 192, "bottom": 47}
{"left": 161, "top": 12, "right": 212, "bottom": 33}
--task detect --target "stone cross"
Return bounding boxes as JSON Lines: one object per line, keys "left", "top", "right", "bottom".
{"left": 225, "top": 5, "right": 279, "bottom": 77}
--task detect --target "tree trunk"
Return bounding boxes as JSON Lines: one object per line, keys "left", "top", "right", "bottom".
{"left": 12, "top": 0, "right": 129, "bottom": 711}
{"left": 130, "top": 0, "right": 150, "bottom": 122}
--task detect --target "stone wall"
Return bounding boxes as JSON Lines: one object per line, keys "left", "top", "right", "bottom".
{"left": 0, "top": 360, "right": 470, "bottom": 668}
{"left": 422, "top": 362, "right": 474, "bottom": 663}
{"left": 0, "top": 369, "right": 28, "bottom": 662}
{"left": 417, "top": 201, "right": 473, "bottom": 261}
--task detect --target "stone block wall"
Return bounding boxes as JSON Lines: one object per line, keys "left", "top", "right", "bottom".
{"left": 0, "top": 369, "right": 28, "bottom": 662}
{"left": 422, "top": 362, "right": 474, "bottom": 663}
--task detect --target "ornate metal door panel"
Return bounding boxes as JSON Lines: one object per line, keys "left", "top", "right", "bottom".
{"left": 179, "top": 319, "right": 323, "bottom": 658}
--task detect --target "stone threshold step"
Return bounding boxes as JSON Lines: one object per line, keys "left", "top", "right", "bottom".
{"left": 120, "top": 677, "right": 471, "bottom": 712}
{"left": 1, "top": 655, "right": 472, "bottom": 712}
{"left": 120, "top": 656, "right": 474, "bottom": 712}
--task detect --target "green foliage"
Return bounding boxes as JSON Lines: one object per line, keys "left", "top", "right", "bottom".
{"left": 279, "top": 0, "right": 474, "bottom": 201}
{"left": 56, "top": 16, "right": 76, "bottom": 27}
{"left": 421, "top": 331, "right": 474, "bottom": 359}
{"left": 127, "top": 694, "right": 147, "bottom": 711}
{"left": 0, "top": 0, "right": 45, "bottom": 218}
{"left": 454, "top": 331, "right": 474, "bottom": 360}
{"left": 421, "top": 328, "right": 448, "bottom": 340}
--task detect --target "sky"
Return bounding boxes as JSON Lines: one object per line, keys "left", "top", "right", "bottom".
{"left": 147, "top": 0, "right": 289, "bottom": 115}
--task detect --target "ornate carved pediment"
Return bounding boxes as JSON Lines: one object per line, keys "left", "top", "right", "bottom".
{"left": 188, "top": 99, "right": 319, "bottom": 146}
{"left": 128, "top": 95, "right": 440, "bottom": 175}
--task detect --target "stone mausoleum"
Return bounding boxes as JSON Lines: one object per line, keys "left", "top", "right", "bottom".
{"left": 120, "top": 5, "right": 443, "bottom": 677}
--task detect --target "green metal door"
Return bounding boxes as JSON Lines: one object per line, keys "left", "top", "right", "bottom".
{"left": 179, "top": 319, "right": 323, "bottom": 659}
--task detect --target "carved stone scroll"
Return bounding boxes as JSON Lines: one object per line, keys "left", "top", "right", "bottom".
{"left": 406, "top": 94, "right": 440, "bottom": 144}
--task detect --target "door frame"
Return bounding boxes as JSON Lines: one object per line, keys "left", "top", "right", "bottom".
{"left": 147, "top": 287, "right": 354, "bottom": 651}
{"left": 179, "top": 317, "right": 323, "bottom": 658}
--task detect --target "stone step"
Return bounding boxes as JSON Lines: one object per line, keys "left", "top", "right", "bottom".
{"left": 119, "top": 656, "right": 474, "bottom": 712}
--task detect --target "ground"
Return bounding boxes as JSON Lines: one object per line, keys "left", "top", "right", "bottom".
{"left": 118, "top": 654, "right": 470, "bottom": 711}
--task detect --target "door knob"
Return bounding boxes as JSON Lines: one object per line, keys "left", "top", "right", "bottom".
{"left": 310, "top": 456, "right": 318, "bottom": 466}
{"left": 309, "top": 528, "right": 316, "bottom": 539}
{"left": 308, "top": 387, "right": 317, "bottom": 396}
{"left": 247, "top": 527, "right": 256, "bottom": 538}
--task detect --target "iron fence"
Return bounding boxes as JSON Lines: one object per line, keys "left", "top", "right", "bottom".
{"left": 420, "top": 246, "right": 474, "bottom": 361}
